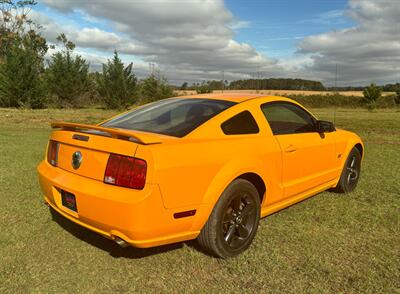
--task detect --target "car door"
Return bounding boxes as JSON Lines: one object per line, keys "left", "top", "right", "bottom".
{"left": 260, "top": 102, "right": 336, "bottom": 199}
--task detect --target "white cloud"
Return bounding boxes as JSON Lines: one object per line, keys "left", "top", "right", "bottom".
{"left": 265, "top": 36, "right": 305, "bottom": 41}
{"left": 229, "top": 20, "right": 251, "bottom": 30}
{"left": 314, "top": 9, "right": 346, "bottom": 24}
{"left": 31, "top": 10, "right": 145, "bottom": 53}
{"left": 297, "top": 0, "right": 400, "bottom": 85}
{"left": 40, "top": 0, "right": 283, "bottom": 82}
{"left": 75, "top": 28, "right": 121, "bottom": 48}
{"left": 37, "top": 0, "right": 400, "bottom": 85}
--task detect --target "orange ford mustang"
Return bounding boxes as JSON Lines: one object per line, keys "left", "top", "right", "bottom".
{"left": 37, "top": 93, "right": 363, "bottom": 258}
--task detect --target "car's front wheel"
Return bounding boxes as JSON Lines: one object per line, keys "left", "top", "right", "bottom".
{"left": 197, "top": 179, "right": 260, "bottom": 258}
{"left": 332, "top": 147, "right": 362, "bottom": 193}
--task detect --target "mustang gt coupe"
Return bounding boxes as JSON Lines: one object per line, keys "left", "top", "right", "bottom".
{"left": 37, "top": 93, "right": 363, "bottom": 258}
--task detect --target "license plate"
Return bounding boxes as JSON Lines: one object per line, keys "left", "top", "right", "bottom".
{"left": 61, "top": 190, "right": 78, "bottom": 212}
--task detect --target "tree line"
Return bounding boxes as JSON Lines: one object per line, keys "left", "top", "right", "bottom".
{"left": 0, "top": 0, "right": 173, "bottom": 109}
{"left": 179, "top": 78, "right": 326, "bottom": 92}
{"left": 181, "top": 80, "right": 400, "bottom": 96}
{"left": 1, "top": 1, "right": 399, "bottom": 110}
{"left": 228, "top": 78, "right": 326, "bottom": 91}
{"left": 326, "top": 83, "right": 400, "bottom": 92}
{"left": 180, "top": 80, "right": 399, "bottom": 108}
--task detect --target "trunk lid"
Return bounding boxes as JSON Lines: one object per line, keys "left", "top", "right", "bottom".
{"left": 50, "top": 122, "right": 163, "bottom": 181}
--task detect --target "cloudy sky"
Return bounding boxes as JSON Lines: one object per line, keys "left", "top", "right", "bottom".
{"left": 34, "top": 0, "right": 399, "bottom": 86}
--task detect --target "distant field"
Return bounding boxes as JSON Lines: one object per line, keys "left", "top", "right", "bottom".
{"left": 0, "top": 107, "right": 399, "bottom": 292}
{"left": 175, "top": 89, "right": 395, "bottom": 97}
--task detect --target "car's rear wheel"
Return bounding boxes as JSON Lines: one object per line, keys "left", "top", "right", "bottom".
{"left": 332, "top": 147, "right": 362, "bottom": 193}
{"left": 197, "top": 179, "right": 260, "bottom": 258}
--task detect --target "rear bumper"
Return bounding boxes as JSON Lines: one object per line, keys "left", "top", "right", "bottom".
{"left": 38, "top": 161, "right": 199, "bottom": 248}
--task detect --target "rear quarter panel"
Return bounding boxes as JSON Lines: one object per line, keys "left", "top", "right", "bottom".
{"left": 141, "top": 100, "right": 283, "bottom": 210}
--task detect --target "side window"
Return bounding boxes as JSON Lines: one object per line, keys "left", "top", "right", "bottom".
{"left": 261, "top": 103, "right": 316, "bottom": 135}
{"left": 221, "top": 111, "right": 259, "bottom": 135}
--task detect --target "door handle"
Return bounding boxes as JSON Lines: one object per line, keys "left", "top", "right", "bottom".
{"left": 284, "top": 144, "right": 297, "bottom": 152}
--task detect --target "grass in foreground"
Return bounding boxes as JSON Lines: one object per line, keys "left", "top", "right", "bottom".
{"left": 0, "top": 107, "right": 399, "bottom": 293}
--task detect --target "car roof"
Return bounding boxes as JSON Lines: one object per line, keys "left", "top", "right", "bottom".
{"left": 176, "top": 92, "right": 271, "bottom": 103}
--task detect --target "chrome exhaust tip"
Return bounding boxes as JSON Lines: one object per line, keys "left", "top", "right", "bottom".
{"left": 114, "top": 237, "right": 129, "bottom": 248}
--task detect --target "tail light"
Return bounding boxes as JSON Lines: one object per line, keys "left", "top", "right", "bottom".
{"left": 47, "top": 140, "right": 59, "bottom": 166}
{"left": 104, "top": 154, "right": 147, "bottom": 190}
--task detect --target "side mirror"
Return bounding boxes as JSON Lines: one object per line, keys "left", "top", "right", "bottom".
{"left": 316, "top": 120, "right": 335, "bottom": 133}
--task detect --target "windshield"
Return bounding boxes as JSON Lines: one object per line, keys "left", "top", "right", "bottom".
{"left": 101, "top": 98, "right": 236, "bottom": 137}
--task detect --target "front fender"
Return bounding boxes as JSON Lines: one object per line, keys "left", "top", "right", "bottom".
{"left": 337, "top": 129, "right": 364, "bottom": 165}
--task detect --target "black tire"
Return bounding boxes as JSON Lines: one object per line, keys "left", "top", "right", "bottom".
{"left": 332, "top": 147, "right": 362, "bottom": 193}
{"left": 197, "top": 179, "right": 261, "bottom": 258}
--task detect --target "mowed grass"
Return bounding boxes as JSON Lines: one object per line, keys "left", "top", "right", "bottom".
{"left": 0, "top": 107, "right": 399, "bottom": 293}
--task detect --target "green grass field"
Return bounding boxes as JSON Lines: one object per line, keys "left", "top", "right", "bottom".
{"left": 0, "top": 107, "right": 399, "bottom": 293}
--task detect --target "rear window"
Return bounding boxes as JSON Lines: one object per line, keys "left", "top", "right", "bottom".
{"left": 221, "top": 111, "right": 259, "bottom": 135}
{"left": 102, "top": 98, "right": 236, "bottom": 137}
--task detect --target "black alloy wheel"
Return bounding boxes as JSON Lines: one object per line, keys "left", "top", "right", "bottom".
{"left": 332, "top": 147, "right": 362, "bottom": 193}
{"left": 222, "top": 192, "right": 257, "bottom": 250}
{"left": 198, "top": 179, "right": 261, "bottom": 258}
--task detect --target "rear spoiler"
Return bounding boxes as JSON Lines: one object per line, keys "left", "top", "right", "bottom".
{"left": 51, "top": 122, "right": 162, "bottom": 145}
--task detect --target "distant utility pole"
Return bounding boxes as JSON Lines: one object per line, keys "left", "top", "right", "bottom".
{"left": 333, "top": 63, "right": 338, "bottom": 124}
{"left": 334, "top": 63, "right": 338, "bottom": 91}
{"left": 156, "top": 66, "right": 161, "bottom": 82}
{"left": 149, "top": 63, "right": 155, "bottom": 76}
{"left": 222, "top": 70, "right": 225, "bottom": 93}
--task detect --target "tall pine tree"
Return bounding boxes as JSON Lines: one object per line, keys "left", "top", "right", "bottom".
{"left": 97, "top": 51, "right": 137, "bottom": 109}
{"left": 46, "top": 33, "right": 90, "bottom": 107}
